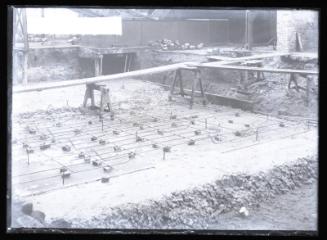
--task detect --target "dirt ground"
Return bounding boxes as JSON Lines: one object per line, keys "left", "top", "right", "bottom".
{"left": 207, "top": 180, "right": 317, "bottom": 231}
{"left": 10, "top": 79, "right": 318, "bottom": 230}
{"left": 138, "top": 48, "right": 318, "bottom": 119}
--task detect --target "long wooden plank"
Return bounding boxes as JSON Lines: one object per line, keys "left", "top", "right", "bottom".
{"left": 197, "top": 62, "right": 319, "bottom": 75}
{"left": 289, "top": 52, "right": 318, "bottom": 59}
{"left": 207, "top": 52, "right": 291, "bottom": 65}
{"left": 207, "top": 55, "right": 234, "bottom": 61}
{"left": 13, "top": 62, "right": 197, "bottom": 94}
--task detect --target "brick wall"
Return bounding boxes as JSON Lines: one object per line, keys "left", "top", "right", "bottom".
{"left": 276, "top": 10, "right": 318, "bottom": 52}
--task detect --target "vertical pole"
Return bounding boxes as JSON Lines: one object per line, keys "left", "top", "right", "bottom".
{"left": 90, "top": 85, "right": 95, "bottom": 107}
{"left": 306, "top": 76, "right": 313, "bottom": 107}
{"left": 244, "top": 70, "right": 248, "bottom": 90}
{"left": 83, "top": 84, "right": 90, "bottom": 107}
{"left": 99, "top": 55, "right": 103, "bottom": 76}
{"left": 169, "top": 69, "right": 179, "bottom": 99}
{"left": 197, "top": 70, "right": 204, "bottom": 98}
{"left": 22, "top": 9, "right": 29, "bottom": 85}
{"left": 179, "top": 70, "right": 185, "bottom": 97}
{"left": 247, "top": 10, "right": 253, "bottom": 50}
{"left": 62, "top": 175, "right": 65, "bottom": 185}
{"left": 122, "top": 54, "right": 128, "bottom": 89}
{"left": 94, "top": 58, "right": 99, "bottom": 76}
{"left": 26, "top": 149, "right": 30, "bottom": 165}
{"left": 190, "top": 73, "right": 196, "bottom": 109}
{"left": 22, "top": 54, "right": 28, "bottom": 85}
{"left": 163, "top": 150, "right": 166, "bottom": 160}
{"left": 245, "top": 10, "right": 249, "bottom": 49}
{"left": 240, "top": 71, "right": 244, "bottom": 86}
{"left": 101, "top": 118, "right": 104, "bottom": 132}
{"left": 256, "top": 128, "right": 259, "bottom": 141}
{"left": 124, "top": 54, "right": 128, "bottom": 72}
{"left": 205, "top": 118, "right": 207, "bottom": 129}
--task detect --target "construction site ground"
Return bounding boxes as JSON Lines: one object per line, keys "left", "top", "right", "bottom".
{"left": 11, "top": 79, "right": 318, "bottom": 229}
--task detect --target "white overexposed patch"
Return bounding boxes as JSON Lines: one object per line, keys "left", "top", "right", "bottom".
{"left": 25, "top": 8, "right": 122, "bottom": 35}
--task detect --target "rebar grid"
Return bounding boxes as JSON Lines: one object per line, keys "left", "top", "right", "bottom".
{"left": 11, "top": 102, "right": 311, "bottom": 197}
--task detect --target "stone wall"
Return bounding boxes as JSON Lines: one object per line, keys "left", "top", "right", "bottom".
{"left": 276, "top": 10, "right": 318, "bottom": 52}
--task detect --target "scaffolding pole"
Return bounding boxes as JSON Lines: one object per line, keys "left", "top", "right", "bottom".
{"left": 13, "top": 8, "right": 29, "bottom": 85}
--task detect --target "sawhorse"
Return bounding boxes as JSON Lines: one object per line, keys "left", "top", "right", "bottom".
{"left": 168, "top": 66, "right": 207, "bottom": 108}
{"left": 83, "top": 83, "right": 113, "bottom": 117}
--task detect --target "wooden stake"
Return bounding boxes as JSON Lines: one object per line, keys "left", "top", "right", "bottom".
{"left": 101, "top": 118, "right": 104, "bottom": 132}
{"left": 26, "top": 149, "right": 29, "bottom": 165}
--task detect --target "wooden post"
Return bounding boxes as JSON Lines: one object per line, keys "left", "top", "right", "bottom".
{"left": 190, "top": 75, "right": 196, "bottom": 109}
{"left": 124, "top": 54, "right": 128, "bottom": 72}
{"left": 296, "top": 32, "right": 303, "bottom": 52}
{"left": 83, "top": 84, "right": 95, "bottom": 107}
{"left": 306, "top": 76, "right": 313, "bottom": 107}
{"left": 99, "top": 55, "right": 103, "bottom": 75}
{"left": 94, "top": 55, "right": 103, "bottom": 77}
{"left": 245, "top": 10, "right": 249, "bottom": 48}
{"left": 179, "top": 70, "right": 185, "bottom": 97}
{"left": 100, "top": 87, "right": 111, "bottom": 113}
{"left": 22, "top": 54, "right": 28, "bottom": 85}
{"left": 169, "top": 69, "right": 180, "bottom": 100}
{"left": 101, "top": 117, "right": 104, "bottom": 132}
{"left": 26, "top": 149, "right": 30, "bottom": 165}
{"left": 197, "top": 69, "right": 206, "bottom": 105}
{"left": 22, "top": 9, "right": 29, "bottom": 85}
{"left": 245, "top": 10, "right": 254, "bottom": 50}
{"left": 122, "top": 54, "right": 129, "bottom": 88}
{"left": 244, "top": 70, "right": 248, "bottom": 90}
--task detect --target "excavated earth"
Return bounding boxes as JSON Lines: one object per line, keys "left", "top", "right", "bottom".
{"left": 11, "top": 46, "right": 318, "bottom": 230}
{"left": 10, "top": 79, "right": 318, "bottom": 231}
{"left": 71, "top": 156, "right": 317, "bottom": 230}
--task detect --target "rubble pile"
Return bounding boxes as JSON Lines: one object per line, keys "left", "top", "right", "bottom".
{"left": 79, "top": 156, "right": 317, "bottom": 229}
{"left": 148, "top": 39, "right": 204, "bottom": 51}
{"left": 11, "top": 199, "right": 73, "bottom": 229}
